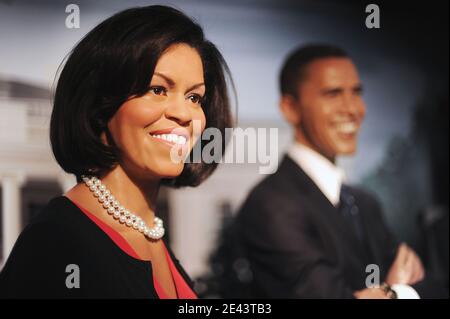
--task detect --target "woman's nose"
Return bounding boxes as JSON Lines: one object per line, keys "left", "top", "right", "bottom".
{"left": 164, "top": 96, "right": 192, "bottom": 126}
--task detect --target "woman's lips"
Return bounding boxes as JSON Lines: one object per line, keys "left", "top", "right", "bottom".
{"left": 150, "top": 133, "right": 188, "bottom": 146}
{"left": 148, "top": 127, "right": 190, "bottom": 147}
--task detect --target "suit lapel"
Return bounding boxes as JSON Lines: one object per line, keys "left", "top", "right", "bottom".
{"left": 280, "top": 156, "right": 371, "bottom": 263}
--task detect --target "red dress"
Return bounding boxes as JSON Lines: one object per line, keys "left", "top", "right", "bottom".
{"left": 72, "top": 201, "right": 198, "bottom": 299}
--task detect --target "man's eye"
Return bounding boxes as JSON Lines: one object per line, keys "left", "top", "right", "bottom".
{"left": 325, "top": 91, "right": 340, "bottom": 98}
{"left": 149, "top": 86, "right": 167, "bottom": 96}
{"left": 188, "top": 94, "right": 203, "bottom": 104}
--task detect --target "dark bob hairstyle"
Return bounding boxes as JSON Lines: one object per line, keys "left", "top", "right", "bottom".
{"left": 50, "top": 5, "right": 233, "bottom": 187}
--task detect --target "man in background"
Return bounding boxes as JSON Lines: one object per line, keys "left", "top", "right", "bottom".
{"left": 231, "top": 44, "right": 446, "bottom": 298}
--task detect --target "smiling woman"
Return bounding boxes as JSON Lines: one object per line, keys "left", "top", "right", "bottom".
{"left": 106, "top": 43, "right": 207, "bottom": 182}
{"left": 0, "top": 5, "right": 233, "bottom": 299}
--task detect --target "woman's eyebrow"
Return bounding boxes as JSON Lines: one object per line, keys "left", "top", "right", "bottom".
{"left": 153, "top": 72, "right": 204, "bottom": 93}
{"left": 186, "top": 82, "right": 205, "bottom": 93}
{"left": 153, "top": 72, "right": 175, "bottom": 87}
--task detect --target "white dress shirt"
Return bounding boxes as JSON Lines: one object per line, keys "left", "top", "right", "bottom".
{"left": 287, "top": 142, "right": 345, "bottom": 207}
{"left": 287, "top": 142, "right": 420, "bottom": 299}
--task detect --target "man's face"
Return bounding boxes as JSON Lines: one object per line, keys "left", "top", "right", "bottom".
{"left": 295, "top": 58, "right": 366, "bottom": 159}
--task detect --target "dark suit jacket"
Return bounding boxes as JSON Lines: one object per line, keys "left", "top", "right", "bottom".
{"left": 235, "top": 156, "right": 446, "bottom": 298}
{"left": 0, "top": 196, "right": 195, "bottom": 299}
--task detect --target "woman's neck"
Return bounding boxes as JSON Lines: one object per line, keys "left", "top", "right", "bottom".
{"left": 99, "top": 166, "right": 160, "bottom": 226}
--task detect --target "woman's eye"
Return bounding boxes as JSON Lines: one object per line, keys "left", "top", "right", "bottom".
{"left": 149, "top": 86, "right": 167, "bottom": 96}
{"left": 188, "top": 94, "right": 203, "bottom": 104}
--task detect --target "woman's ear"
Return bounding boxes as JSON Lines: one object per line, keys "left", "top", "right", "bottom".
{"left": 279, "top": 95, "right": 301, "bottom": 126}
{"left": 100, "top": 131, "right": 108, "bottom": 145}
{"left": 101, "top": 128, "right": 116, "bottom": 148}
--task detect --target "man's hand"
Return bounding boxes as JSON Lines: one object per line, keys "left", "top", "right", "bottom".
{"left": 354, "top": 287, "right": 389, "bottom": 299}
{"left": 386, "top": 243, "right": 425, "bottom": 286}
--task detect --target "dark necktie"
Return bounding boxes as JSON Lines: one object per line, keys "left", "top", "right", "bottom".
{"left": 338, "top": 184, "right": 364, "bottom": 241}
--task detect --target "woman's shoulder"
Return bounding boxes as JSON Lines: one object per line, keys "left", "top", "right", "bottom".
{"left": 0, "top": 196, "right": 90, "bottom": 297}
{"left": 3, "top": 196, "right": 107, "bottom": 269}
{"left": 3, "top": 197, "right": 91, "bottom": 260}
{"left": 29, "top": 195, "right": 81, "bottom": 224}
{"left": 11, "top": 197, "right": 81, "bottom": 244}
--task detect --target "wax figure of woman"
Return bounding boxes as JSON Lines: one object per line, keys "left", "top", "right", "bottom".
{"left": 0, "top": 5, "right": 233, "bottom": 298}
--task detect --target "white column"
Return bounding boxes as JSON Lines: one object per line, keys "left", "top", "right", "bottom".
{"left": 1, "top": 173, "right": 26, "bottom": 263}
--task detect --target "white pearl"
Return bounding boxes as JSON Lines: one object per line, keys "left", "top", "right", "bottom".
{"left": 83, "top": 176, "right": 164, "bottom": 239}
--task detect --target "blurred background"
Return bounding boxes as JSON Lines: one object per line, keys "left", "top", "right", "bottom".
{"left": 0, "top": 0, "right": 448, "bottom": 296}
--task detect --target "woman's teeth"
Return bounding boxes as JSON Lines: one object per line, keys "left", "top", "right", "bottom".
{"left": 150, "top": 133, "right": 187, "bottom": 145}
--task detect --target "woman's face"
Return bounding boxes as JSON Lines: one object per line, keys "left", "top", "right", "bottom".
{"left": 107, "top": 43, "right": 207, "bottom": 180}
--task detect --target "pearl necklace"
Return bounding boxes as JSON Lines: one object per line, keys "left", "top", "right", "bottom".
{"left": 81, "top": 175, "right": 165, "bottom": 240}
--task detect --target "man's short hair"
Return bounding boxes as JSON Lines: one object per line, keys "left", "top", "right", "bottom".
{"left": 279, "top": 44, "right": 349, "bottom": 97}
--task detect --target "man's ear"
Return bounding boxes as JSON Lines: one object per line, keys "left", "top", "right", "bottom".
{"left": 279, "top": 95, "right": 301, "bottom": 126}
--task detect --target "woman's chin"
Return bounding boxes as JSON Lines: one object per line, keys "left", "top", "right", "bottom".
{"left": 155, "top": 163, "right": 185, "bottom": 179}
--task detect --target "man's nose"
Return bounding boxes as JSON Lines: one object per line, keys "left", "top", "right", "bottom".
{"left": 342, "top": 93, "right": 361, "bottom": 115}
{"left": 164, "top": 95, "right": 192, "bottom": 126}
